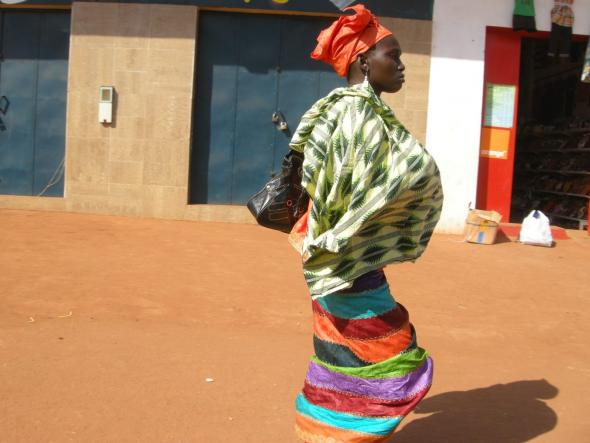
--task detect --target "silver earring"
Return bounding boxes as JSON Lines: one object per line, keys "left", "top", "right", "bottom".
{"left": 362, "top": 71, "right": 369, "bottom": 87}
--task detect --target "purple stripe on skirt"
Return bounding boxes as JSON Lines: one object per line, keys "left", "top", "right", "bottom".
{"left": 306, "top": 357, "right": 433, "bottom": 402}
{"left": 340, "top": 269, "right": 386, "bottom": 293}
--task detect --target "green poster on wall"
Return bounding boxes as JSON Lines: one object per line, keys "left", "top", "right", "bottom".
{"left": 484, "top": 83, "right": 517, "bottom": 128}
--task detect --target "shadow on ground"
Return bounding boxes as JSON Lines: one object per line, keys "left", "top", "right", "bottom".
{"left": 393, "top": 380, "right": 558, "bottom": 442}
{"left": 494, "top": 230, "right": 514, "bottom": 244}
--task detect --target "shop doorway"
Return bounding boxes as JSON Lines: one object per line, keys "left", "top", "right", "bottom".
{"left": 477, "top": 27, "right": 589, "bottom": 231}
{"left": 189, "top": 11, "right": 345, "bottom": 205}
{"left": 510, "top": 37, "right": 589, "bottom": 230}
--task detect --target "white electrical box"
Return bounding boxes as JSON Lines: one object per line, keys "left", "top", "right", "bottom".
{"left": 98, "top": 86, "right": 114, "bottom": 124}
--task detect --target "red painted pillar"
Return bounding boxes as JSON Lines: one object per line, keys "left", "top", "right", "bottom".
{"left": 476, "top": 27, "right": 522, "bottom": 222}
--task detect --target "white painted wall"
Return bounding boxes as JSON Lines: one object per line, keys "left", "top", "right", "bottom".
{"left": 426, "top": 0, "right": 590, "bottom": 233}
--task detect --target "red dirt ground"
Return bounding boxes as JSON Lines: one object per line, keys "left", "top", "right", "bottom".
{"left": 0, "top": 209, "right": 589, "bottom": 443}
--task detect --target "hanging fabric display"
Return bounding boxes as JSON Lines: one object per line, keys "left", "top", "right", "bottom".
{"left": 582, "top": 38, "right": 590, "bottom": 83}
{"left": 548, "top": 0, "right": 575, "bottom": 59}
{"left": 513, "top": 0, "right": 537, "bottom": 32}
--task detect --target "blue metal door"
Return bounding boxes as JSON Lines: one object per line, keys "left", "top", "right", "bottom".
{"left": 190, "top": 12, "right": 345, "bottom": 205}
{"left": 0, "top": 11, "right": 70, "bottom": 197}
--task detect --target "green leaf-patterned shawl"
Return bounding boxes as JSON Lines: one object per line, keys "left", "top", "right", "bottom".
{"left": 289, "top": 83, "right": 444, "bottom": 298}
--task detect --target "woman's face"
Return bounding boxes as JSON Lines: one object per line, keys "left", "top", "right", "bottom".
{"left": 366, "top": 35, "right": 405, "bottom": 94}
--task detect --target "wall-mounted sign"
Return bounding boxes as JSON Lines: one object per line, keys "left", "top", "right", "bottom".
{"left": 480, "top": 127, "right": 511, "bottom": 160}
{"left": 0, "top": 0, "right": 434, "bottom": 20}
{"left": 484, "top": 83, "right": 517, "bottom": 129}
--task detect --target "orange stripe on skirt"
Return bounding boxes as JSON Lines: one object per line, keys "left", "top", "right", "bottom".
{"left": 313, "top": 313, "right": 413, "bottom": 363}
{"left": 295, "top": 413, "right": 393, "bottom": 443}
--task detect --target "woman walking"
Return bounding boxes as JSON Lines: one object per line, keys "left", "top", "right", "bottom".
{"left": 288, "top": 5, "right": 444, "bottom": 442}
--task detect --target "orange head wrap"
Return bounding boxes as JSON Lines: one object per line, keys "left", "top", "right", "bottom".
{"left": 311, "top": 4, "right": 393, "bottom": 77}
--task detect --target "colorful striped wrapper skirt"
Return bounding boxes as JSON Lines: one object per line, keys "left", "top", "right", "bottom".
{"left": 295, "top": 269, "right": 433, "bottom": 443}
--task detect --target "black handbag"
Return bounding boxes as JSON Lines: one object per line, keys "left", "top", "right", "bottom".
{"left": 247, "top": 150, "right": 309, "bottom": 233}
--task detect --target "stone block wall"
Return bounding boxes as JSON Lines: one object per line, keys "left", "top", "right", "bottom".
{"left": 380, "top": 17, "right": 432, "bottom": 145}
{"left": 66, "top": 2, "right": 197, "bottom": 219}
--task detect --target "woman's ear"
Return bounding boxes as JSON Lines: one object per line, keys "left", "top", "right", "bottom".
{"left": 357, "top": 53, "right": 369, "bottom": 73}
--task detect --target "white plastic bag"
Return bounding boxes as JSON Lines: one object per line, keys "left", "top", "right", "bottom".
{"left": 519, "top": 210, "right": 554, "bottom": 247}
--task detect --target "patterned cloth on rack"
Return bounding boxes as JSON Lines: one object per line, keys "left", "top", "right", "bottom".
{"left": 549, "top": 0, "right": 575, "bottom": 57}
{"left": 295, "top": 269, "right": 433, "bottom": 443}
{"left": 551, "top": 0, "right": 574, "bottom": 27}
